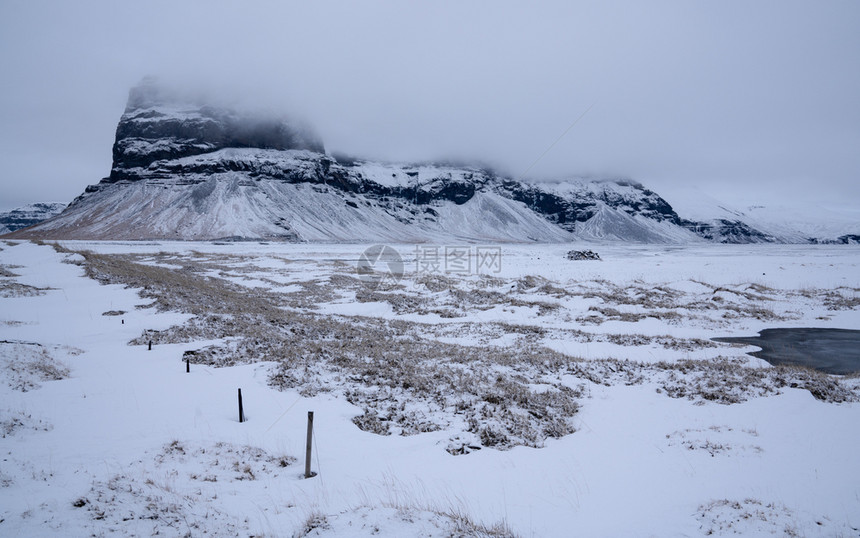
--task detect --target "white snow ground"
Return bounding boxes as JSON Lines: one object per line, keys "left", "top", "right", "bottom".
{"left": 1, "top": 240, "right": 859, "bottom": 536}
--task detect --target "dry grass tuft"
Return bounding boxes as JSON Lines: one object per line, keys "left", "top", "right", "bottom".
{"left": 0, "top": 340, "right": 71, "bottom": 392}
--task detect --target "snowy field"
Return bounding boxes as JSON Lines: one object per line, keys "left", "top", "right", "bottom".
{"left": 1, "top": 240, "right": 859, "bottom": 536}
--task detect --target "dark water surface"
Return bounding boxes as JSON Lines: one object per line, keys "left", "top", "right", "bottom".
{"left": 714, "top": 328, "right": 860, "bottom": 375}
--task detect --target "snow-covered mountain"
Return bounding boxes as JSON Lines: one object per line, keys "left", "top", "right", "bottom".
{"left": 0, "top": 203, "right": 66, "bottom": 234}
{"left": 11, "top": 147, "right": 675, "bottom": 242}
{"left": 5, "top": 79, "right": 858, "bottom": 243}
{"left": 661, "top": 188, "right": 860, "bottom": 244}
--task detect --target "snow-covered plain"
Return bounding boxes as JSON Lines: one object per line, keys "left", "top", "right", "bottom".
{"left": 1, "top": 240, "right": 859, "bottom": 536}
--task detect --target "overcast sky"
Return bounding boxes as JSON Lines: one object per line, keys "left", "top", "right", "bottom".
{"left": 1, "top": 0, "right": 858, "bottom": 213}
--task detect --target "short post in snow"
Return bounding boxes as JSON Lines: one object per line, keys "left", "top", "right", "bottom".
{"left": 186, "top": 358, "right": 190, "bottom": 373}
{"left": 304, "top": 411, "right": 316, "bottom": 478}
{"left": 238, "top": 388, "right": 245, "bottom": 423}
{"left": 121, "top": 319, "right": 124, "bottom": 324}
{"left": 148, "top": 340, "right": 152, "bottom": 351}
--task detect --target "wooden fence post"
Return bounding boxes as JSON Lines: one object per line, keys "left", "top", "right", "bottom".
{"left": 305, "top": 411, "right": 315, "bottom": 478}
{"left": 238, "top": 388, "right": 245, "bottom": 423}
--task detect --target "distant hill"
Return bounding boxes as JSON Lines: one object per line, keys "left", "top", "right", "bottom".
{"left": 0, "top": 203, "right": 66, "bottom": 234}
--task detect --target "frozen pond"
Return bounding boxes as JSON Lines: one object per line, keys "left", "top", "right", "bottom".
{"left": 715, "top": 328, "right": 860, "bottom": 375}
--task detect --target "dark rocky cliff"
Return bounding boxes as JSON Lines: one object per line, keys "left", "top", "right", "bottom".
{"left": 109, "top": 77, "right": 324, "bottom": 179}
{"left": 497, "top": 180, "right": 681, "bottom": 232}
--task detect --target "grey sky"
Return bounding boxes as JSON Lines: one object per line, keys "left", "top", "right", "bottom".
{"left": 1, "top": 0, "right": 858, "bottom": 213}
